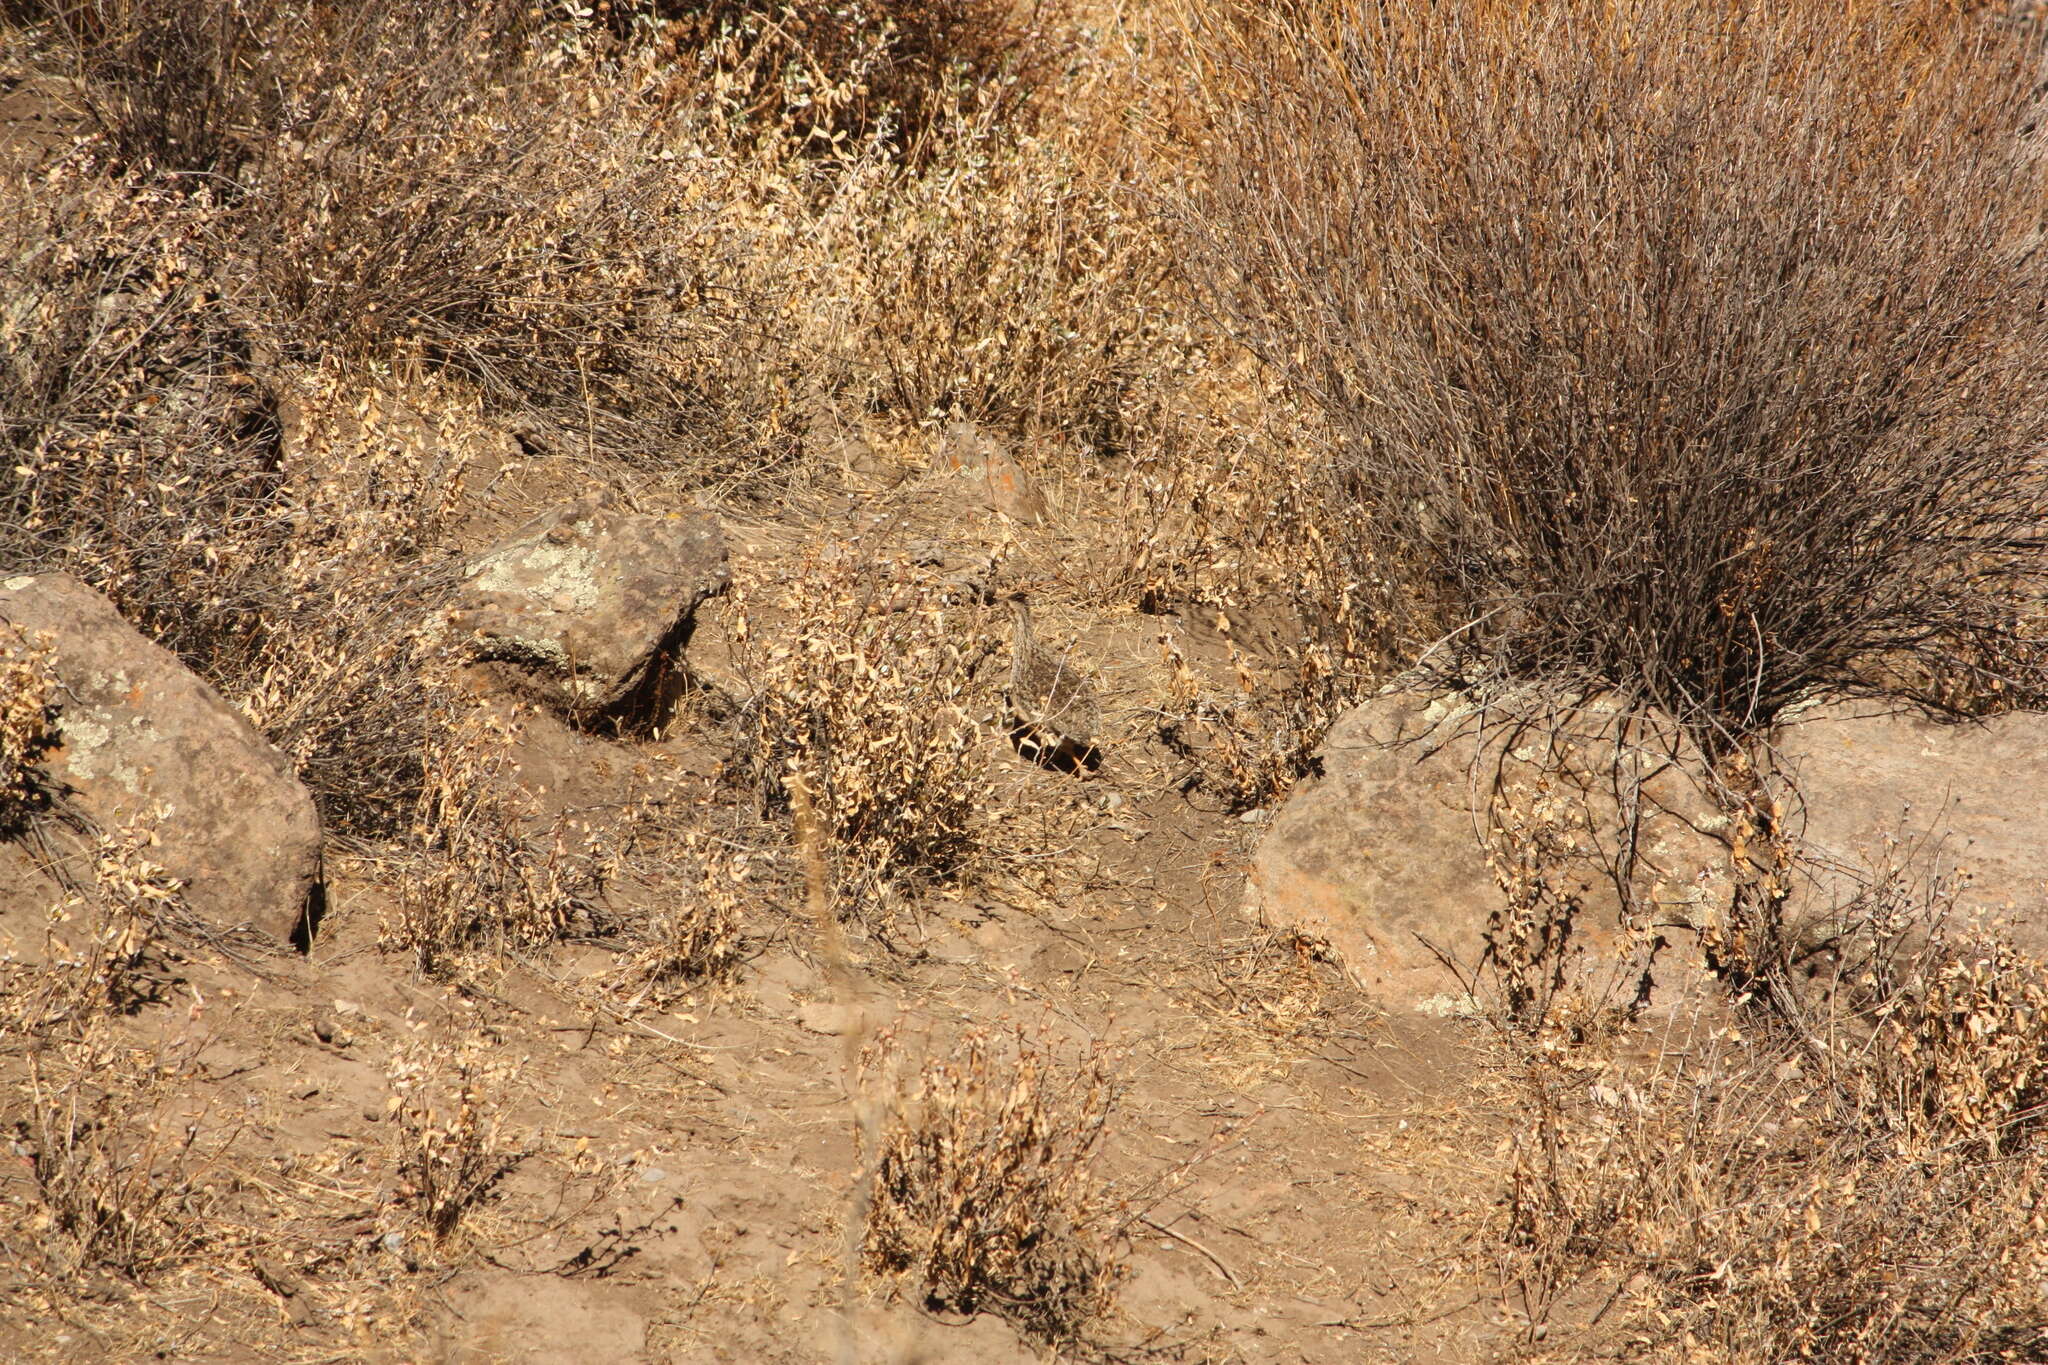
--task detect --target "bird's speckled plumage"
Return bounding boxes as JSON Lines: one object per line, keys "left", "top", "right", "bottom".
{"left": 1006, "top": 593, "right": 1099, "bottom": 765}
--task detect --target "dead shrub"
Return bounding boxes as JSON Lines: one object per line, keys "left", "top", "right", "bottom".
{"left": 3, "top": 818, "right": 187, "bottom": 1037}
{"left": 1181, "top": 0, "right": 2048, "bottom": 739}
{"left": 9, "top": 1025, "right": 235, "bottom": 1281}
{"left": 647, "top": 0, "right": 1069, "bottom": 163}
{"left": 382, "top": 1026, "right": 527, "bottom": 1247}
{"left": 0, "top": 173, "right": 459, "bottom": 835}
{"left": 610, "top": 830, "right": 747, "bottom": 1003}
{"left": 234, "top": 11, "right": 788, "bottom": 475}
{"left": 0, "top": 169, "right": 288, "bottom": 674}
{"left": 860, "top": 1024, "right": 1126, "bottom": 1347}
{"left": 735, "top": 553, "right": 992, "bottom": 917}
{"left": 12, "top": 0, "right": 273, "bottom": 174}
{"left": 387, "top": 695, "right": 614, "bottom": 975}
{"left": 0, "top": 625, "right": 59, "bottom": 834}
{"left": 1132, "top": 395, "right": 1408, "bottom": 810}
{"left": 1504, "top": 877, "right": 2048, "bottom": 1361}
{"left": 850, "top": 111, "right": 1173, "bottom": 437}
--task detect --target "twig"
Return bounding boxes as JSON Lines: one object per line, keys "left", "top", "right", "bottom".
{"left": 1137, "top": 1215, "right": 1242, "bottom": 1290}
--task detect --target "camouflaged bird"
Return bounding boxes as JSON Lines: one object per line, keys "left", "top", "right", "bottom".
{"left": 1004, "top": 590, "right": 1100, "bottom": 770}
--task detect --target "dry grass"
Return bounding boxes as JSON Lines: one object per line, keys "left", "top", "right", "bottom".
{"left": 0, "top": 625, "right": 57, "bottom": 835}
{"left": 387, "top": 694, "right": 615, "bottom": 976}
{"left": 9, "top": 1025, "right": 238, "bottom": 1283}
{"left": 609, "top": 830, "right": 747, "bottom": 1003}
{"left": 648, "top": 0, "right": 1071, "bottom": 163}
{"left": 1503, "top": 856, "right": 2048, "bottom": 1362}
{"left": 381, "top": 1027, "right": 528, "bottom": 1249}
{"left": 2, "top": 820, "right": 187, "bottom": 1035}
{"left": 734, "top": 549, "right": 996, "bottom": 921}
{"left": 860, "top": 1023, "right": 1126, "bottom": 1347}
{"left": 16, "top": 0, "right": 2048, "bottom": 1358}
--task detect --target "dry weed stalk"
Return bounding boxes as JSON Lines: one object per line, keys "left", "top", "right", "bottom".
{"left": 9, "top": 1025, "right": 235, "bottom": 1281}
{"left": 611, "top": 830, "right": 746, "bottom": 1002}
{"left": 859, "top": 1024, "right": 1126, "bottom": 1347}
{"left": 1504, "top": 876, "right": 2048, "bottom": 1361}
{"left": 382, "top": 1027, "right": 527, "bottom": 1246}
{"left": 1135, "top": 397, "right": 1404, "bottom": 809}
{"left": 0, "top": 624, "right": 58, "bottom": 833}
{"left": 4, "top": 819, "right": 186, "bottom": 1037}
{"left": 1481, "top": 777, "right": 1598, "bottom": 1032}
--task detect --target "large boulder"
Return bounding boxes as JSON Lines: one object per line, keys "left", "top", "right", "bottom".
{"left": 0, "top": 573, "right": 323, "bottom": 945}
{"left": 443, "top": 494, "right": 728, "bottom": 726}
{"left": 1250, "top": 683, "right": 2048, "bottom": 1012}
{"left": 1773, "top": 698, "right": 2048, "bottom": 943}
{"left": 1245, "top": 687, "right": 1733, "bottom": 1011}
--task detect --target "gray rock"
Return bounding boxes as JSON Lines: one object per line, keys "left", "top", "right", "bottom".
{"left": 444, "top": 494, "right": 728, "bottom": 724}
{"left": 0, "top": 573, "right": 323, "bottom": 945}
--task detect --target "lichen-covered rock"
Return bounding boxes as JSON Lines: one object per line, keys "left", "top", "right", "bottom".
{"left": 0, "top": 573, "right": 323, "bottom": 945}
{"left": 443, "top": 494, "right": 728, "bottom": 724}
{"left": 1245, "top": 687, "right": 1728, "bottom": 1011}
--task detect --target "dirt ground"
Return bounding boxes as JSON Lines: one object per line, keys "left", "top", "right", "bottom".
{"left": 0, "top": 419, "right": 1543, "bottom": 1365}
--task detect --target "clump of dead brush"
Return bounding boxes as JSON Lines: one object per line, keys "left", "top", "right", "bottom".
{"left": 1, "top": 170, "right": 463, "bottom": 837}
{"left": 0, "top": 624, "right": 59, "bottom": 834}
{"left": 382, "top": 1026, "right": 528, "bottom": 1248}
{"left": 387, "top": 692, "right": 614, "bottom": 976}
{"left": 1134, "top": 398, "right": 1407, "bottom": 811}
{"left": 851, "top": 106, "right": 1172, "bottom": 438}
{"left": 1181, "top": 0, "right": 2048, "bottom": 742}
{"left": 3, "top": 820, "right": 187, "bottom": 1036}
{"left": 8, "top": 1023, "right": 237, "bottom": 1282}
{"left": 609, "top": 830, "right": 747, "bottom": 1004}
{"left": 1, "top": 167, "right": 289, "bottom": 675}
{"left": 860, "top": 1024, "right": 1126, "bottom": 1347}
{"left": 646, "top": 0, "right": 1069, "bottom": 165}
{"left": 1501, "top": 856, "right": 2048, "bottom": 1361}
{"left": 734, "top": 552, "right": 993, "bottom": 922}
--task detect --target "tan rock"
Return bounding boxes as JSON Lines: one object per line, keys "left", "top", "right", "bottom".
{"left": 0, "top": 573, "right": 324, "bottom": 946}
{"left": 444, "top": 493, "right": 728, "bottom": 727}
{"left": 1773, "top": 698, "right": 2048, "bottom": 946}
{"left": 1246, "top": 687, "right": 1729, "bottom": 1011}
